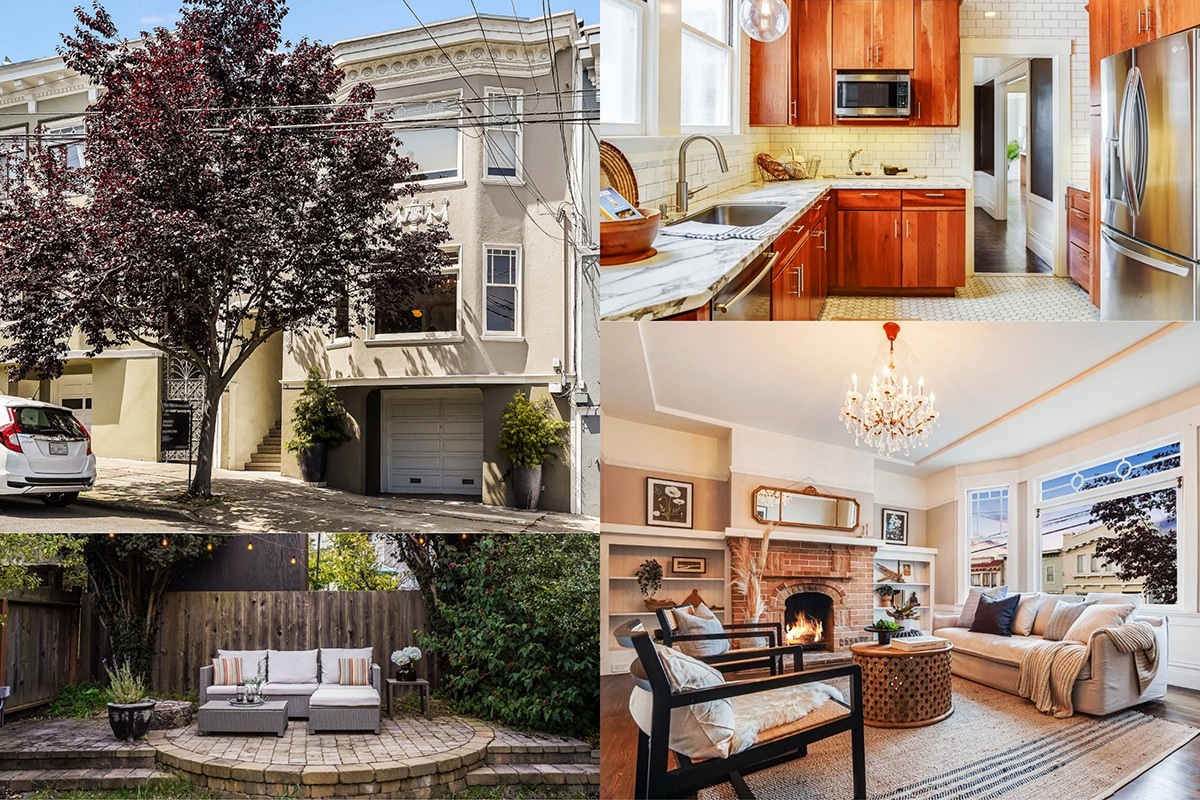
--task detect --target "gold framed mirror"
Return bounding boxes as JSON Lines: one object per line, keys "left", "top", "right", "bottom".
{"left": 752, "top": 485, "right": 860, "bottom": 531}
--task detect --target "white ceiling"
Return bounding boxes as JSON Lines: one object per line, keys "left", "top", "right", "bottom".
{"left": 602, "top": 322, "right": 1200, "bottom": 476}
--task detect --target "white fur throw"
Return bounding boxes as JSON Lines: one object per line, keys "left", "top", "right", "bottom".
{"left": 1017, "top": 621, "right": 1159, "bottom": 718}
{"left": 728, "top": 683, "right": 844, "bottom": 755}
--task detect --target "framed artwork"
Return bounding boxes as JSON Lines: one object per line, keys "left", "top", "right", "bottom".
{"left": 882, "top": 508, "right": 909, "bottom": 545}
{"left": 672, "top": 556, "right": 707, "bottom": 575}
{"left": 900, "top": 562, "right": 914, "bottom": 578}
{"left": 647, "top": 477, "right": 694, "bottom": 529}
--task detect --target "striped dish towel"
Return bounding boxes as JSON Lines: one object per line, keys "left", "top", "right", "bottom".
{"left": 658, "top": 221, "right": 774, "bottom": 241}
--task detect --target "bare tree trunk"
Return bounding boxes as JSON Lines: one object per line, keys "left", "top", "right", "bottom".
{"left": 188, "top": 382, "right": 223, "bottom": 497}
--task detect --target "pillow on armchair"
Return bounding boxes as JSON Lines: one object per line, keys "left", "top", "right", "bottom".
{"left": 673, "top": 604, "right": 730, "bottom": 658}
{"left": 628, "top": 644, "right": 735, "bottom": 760}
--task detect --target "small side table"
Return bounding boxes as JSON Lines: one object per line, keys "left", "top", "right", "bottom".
{"left": 386, "top": 678, "right": 432, "bottom": 720}
{"left": 849, "top": 641, "right": 954, "bottom": 728}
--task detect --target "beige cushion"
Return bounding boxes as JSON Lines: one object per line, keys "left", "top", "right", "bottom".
{"left": 1011, "top": 594, "right": 1042, "bottom": 636}
{"left": 205, "top": 684, "right": 238, "bottom": 696}
{"left": 1031, "top": 594, "right": 1085, "bottom": 636}
{"left": 218, "top": 649, "right": 267, "bottom": 681}
{"left": 268, "top": 649, "right": 318, "bottom": 684}
{"left": 628, "top": 645, "right": 735, "bottom": 761}
{"left": 1064, "top": 603, "right": 1136, "bottom": 643}
{"left": 934, "top": 626, "right": 1049, "bottom": 666}
{"left": 1085, "top": 592, "right": 1144, "bottom": 608}
{"left": 309, "top": 686, "right": 380, "bottom": 707}
{"left": 728, "top": 683, "right": 844, "bottom": 754}
{"left": 662, "top": 606, "right": 693, "bottom": 631}
{"left": 262, "top": 682, "right": 318, "bottom": 697}
{"left": 957, "top": 586, "right": 1008, "bottom": 628}
{"left": 1045, "top": 600, "right": 1095, "bottom": 641}
{"left": 319, "top": 648, "right": 373, "bottom": 684}
{"left": 674, "top": 604, "right": 730, "bottom": 658}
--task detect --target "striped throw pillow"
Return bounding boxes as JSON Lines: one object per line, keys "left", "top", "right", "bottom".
{"left": 212, "top": 657, "right": 243, "bottom": 685}
{"left": 338, "top": 657, "right": 371, "bottom": 686}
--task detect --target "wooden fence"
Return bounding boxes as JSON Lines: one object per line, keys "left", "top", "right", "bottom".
{"left": 152, "top": 591, "right": 431, "bottom": 695}
{"left": 0, "top": 587, "right": 81, "bottom": 713}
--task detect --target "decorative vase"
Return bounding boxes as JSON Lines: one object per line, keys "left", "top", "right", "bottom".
{"left": 298, "top": 442, "right": 329, "bottom": 484}
{"left": 744, "top": 615, "right": 770, "bottom": 649}
{"left": 900, "top": 619, "right": 915, "bottom": 631}
{"left": 512, "top": 464, "right": 543, "bottom": 510}
{"left": 107, "top": 701, "right": 156, "bottom": 741}
{"left": 396, "top": 665, "right": 417, "bottom": 682}
{"left": 866, "top": 626, "right": 894, "bottom": 646}
{"left": 880, "top": 595, "right": 893, "bottom": 608}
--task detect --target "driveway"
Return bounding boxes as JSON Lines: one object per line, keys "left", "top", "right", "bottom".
{"left": 0, "top": 495, "right": 227, "bottom": 532}
{"left": 77, "top": 458, "right": 597, "bottom": 533}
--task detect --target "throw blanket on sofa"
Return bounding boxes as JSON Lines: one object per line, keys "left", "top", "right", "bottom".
{"left": 1017, "top": 621, "right": 1159, "bottom": 718}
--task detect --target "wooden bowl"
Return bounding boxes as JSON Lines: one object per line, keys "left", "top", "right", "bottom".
{"left": 600, "top": 208, "right": 661, "bottom": 266}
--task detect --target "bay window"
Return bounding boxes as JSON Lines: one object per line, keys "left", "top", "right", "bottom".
{"left": 966, "top": 486, "right": 1010, "bottom": 591}
{"left": 45, "top": 121, "right": 86, "bottom": 170}
{"left": 483, "top": 89, "right": 522, "bottom": 182}
{"left": 372, "top": 248, "right": 461, "bottom": 340}
{"left": 483, "top": 245, "right": 521, "bottom": 337}
{"left": 392, "top": 93, "right": 462, "bottom": 183}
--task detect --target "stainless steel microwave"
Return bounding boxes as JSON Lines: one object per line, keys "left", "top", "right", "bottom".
{"left": 835, "top": 72, "right": 911, "bottom": 118}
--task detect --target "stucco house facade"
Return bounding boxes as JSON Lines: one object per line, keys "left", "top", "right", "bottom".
{"left": 0, "top": 11, "right": 598, "bottom": 517}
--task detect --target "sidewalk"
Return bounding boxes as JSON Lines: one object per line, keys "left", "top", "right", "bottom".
{"left": 80, "top": 458, "right": 597, "bottom": 533}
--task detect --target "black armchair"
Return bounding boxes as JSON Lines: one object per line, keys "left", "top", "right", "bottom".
{"left": 616, "top": 620, "right": 866, "bottom": 800}
{"left": 654, "top": 605, "right": 803, "bottom": 676}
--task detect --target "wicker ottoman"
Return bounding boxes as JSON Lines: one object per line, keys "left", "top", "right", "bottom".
{"left": 849, "top": 641, "right": 954, "bottom": 728}
{"left": 197, "top": 700, "right": 288, "bottom": 736}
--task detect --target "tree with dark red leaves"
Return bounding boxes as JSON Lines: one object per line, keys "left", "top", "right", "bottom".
{"left": 0, "top": 0, "right": 449, "bottom": 496}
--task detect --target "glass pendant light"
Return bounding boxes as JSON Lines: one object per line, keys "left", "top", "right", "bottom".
{"left": 739, "top": 0, "right": 790, "bottom": 43}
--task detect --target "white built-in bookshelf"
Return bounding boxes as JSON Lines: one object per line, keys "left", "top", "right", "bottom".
{"left": 873, "top": 545, "right": 939, "bottom": 635}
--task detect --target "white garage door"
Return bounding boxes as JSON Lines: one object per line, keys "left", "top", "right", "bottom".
{"left": 59, "top": 374, "right": 93, "bottom": 432}
{"left": 383, "top": 392, "right": 484, "bottom": 495}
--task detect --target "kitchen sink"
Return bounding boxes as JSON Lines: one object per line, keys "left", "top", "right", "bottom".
{"left": 670, "top": 203, "right": 787, "bottom": 228}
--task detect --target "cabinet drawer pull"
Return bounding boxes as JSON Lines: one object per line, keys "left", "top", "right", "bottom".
{"left": 924, "top": 192, "right": 945, "bottom": 197}
{"left": 918, "top": 101, "right": 921, "bottom": 120}
{"left": 875, "top": 45, "right": 880, "bottom": 63}
{"left": 792, "top": 224, "right": 806, "bottom": 234}
{"left": 905, "top": 218, "right": 910, "bottom": 238}
{"left": 894, "top": 218, "right": 899, "bottom": 238}
{"left": 790, "top": 100, "right": 797, "bottom": 118}
{"left": 1138, "top": 7, "right": 1145, "bottom": 32}
{"left": 1072, "top": 210, "right": 1088, "bottom": 219}
{"left": 860, "top": 192, "right": 880, "bottom": 196}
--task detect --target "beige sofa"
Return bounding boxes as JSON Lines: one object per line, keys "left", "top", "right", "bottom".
{"left": 932, "top": 605, "right": 1169, "bottom": 716}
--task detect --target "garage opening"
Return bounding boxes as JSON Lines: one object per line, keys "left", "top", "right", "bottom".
{"left": 381, "top": 388, "right": 484, "bottom": 496}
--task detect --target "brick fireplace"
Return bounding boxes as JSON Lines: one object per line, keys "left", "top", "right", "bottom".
{"left": 729, "top": 537, "right": 876, "bottom": 653}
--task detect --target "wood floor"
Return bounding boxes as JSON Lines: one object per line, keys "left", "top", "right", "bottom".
{"left": 974, "top": 180, "right": 1053, "bottom": 275}
{"left": 600, "top": 673, "right": 1200, "bottom": 800}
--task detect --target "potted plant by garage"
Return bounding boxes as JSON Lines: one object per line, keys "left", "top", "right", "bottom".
{"left": 286, "top": 367, "right": 352, "bottom": 485}
{"left": 497, "top": 392, "right": 570, "bottom": 510}
{"left": 105, "top": 659, "right": 154, "bottom": 741}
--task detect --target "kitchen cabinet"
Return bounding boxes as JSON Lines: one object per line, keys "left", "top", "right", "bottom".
{"left": 902, "top": 210, "right": 965, "bottom": 288}
{"left": 1102, "top": 0, "right": 1200, "bottom": 59}
{"left": 1068, "top": 186, "right": 1094, "bottom": 298}
{"left": 749, "top": 0, "right": 833, "bottom": 127}
{"left": 770, "top": 195, "right": 831, "bottom": 321}
{"left": 661, "top": 305, "right": 711, "bottom": 321}
{"left": 911, "top": 0, "right": 960, "bottom": 126}
{"left": 1155, "top": 0, "right": 1200, "bottom": 40}
{"left": 1088, "top": 0, "right": 1109, "bottom": 108}
{"left": 839, "top": 210, "right": 903, "bottom": 288}
{"left": 833, "top": 0, "right": 913, "bottom": 71}
{"left": 1110, "top": 0, "right": 1153, "bottom": 52}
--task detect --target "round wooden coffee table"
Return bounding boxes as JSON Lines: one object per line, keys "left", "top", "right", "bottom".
{"left": 849, "top": 640, "right": 954, "bottom": 728}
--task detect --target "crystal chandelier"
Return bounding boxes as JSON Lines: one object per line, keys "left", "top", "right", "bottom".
{"left": 839, "top": 322, "right": 939, "bottom": 457}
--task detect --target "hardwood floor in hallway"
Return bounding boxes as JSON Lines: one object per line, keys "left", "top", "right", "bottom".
{"left": 975, "top": 179, "right": 1053, "bottom": 275}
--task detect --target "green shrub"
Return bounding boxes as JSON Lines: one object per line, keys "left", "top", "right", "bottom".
{"left": 285, "top": 367, "right": 352, "bottom": 454}
{"left": 418, "top": 534, "right": 599, "bottom": 738}
{"left": 105, "top": 659, "right": 148, "bottom": 704}
{"left": 45, "top": 682, "right": 110, "bottom": 718}
{"left": 497, "top": 392, "right": 569, "bottom": 468}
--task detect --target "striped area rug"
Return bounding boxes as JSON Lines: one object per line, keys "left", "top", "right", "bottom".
{"left": 698, "top": 678, "right": 1197, "bottom": 800}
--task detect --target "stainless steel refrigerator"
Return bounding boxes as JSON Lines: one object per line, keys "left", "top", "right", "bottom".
{"left": 1101, "top": 28, "right": 1200, "bottom": 320}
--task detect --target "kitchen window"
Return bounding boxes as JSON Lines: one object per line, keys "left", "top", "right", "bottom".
{"left": 599, "top": 0, "right": 647, "bottom": 133}
{"left": 483, "top": 245, "right": 521, "bottom": 337}
{"left": 372, "top": 247, "right": 461, "bottom": 341}
{"left": 392, "top": 92, "right": 462, "bottom": 184}
{"left": 679, "top": 0, "right": 733, "bottom": 131}
{"left": 483, "top": 89, "right": 523, "bottom": 183}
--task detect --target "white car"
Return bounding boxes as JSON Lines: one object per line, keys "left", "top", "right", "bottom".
{"left": 0, "top": 395, "right": 96, "bottom": 506}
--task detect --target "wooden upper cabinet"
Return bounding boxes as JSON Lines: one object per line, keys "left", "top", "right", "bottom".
{"left": 795, "top": 0, "right": 834, "bottom": 126}
{"left": 1110, "top": 0, "right": 1153, "bottom": 51}
{"left": 873, "top": 0, "right": 915, "bottom": 70}
{"left": 748, "top": 2, "right": 795, "bottom": 126}
{"left": 832, "top": 0, "right": 875, "bottom": 69}
{"left": 1154, "top": 0, "right": 1200, "bottom": 41}
{"left": 1088, "top": 0, "right": 1109, "bottom": 107}
{"left": 911, "top": 0, "right": 959, "bottom": 126}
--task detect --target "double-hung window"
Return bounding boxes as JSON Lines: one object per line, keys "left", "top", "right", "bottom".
{"left": 966, "top": 486, "right": 1010, "bottom": 593}
{"left": 44, "top": 121, "right": 86, "bottom": 170}
{"left": 372, "top": 247, "right": 461, "bottom": 340}
{"left": 392, "top": 92, "right": 462, "bottom": 184}
{"left": 483, "top": 245, "right": 521, "bottom": 337}
{"left": 680, "top": 0, "right": 733, "bottom": 131}
{"left": 483, "top": 89, "right": 523, "bottom": 182}
{"left": 0, "top": 130, "right": 24, "bottom": 202}
{"left": 599, "top": 0, "right": 646, "bottom": 133}
{"left": 1036, "top": 439, "right": 1182, "bottom": 606}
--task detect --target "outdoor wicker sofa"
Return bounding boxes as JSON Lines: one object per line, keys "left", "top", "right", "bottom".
{"left": 200, "top": 648, "right": 381, "bottom": 733}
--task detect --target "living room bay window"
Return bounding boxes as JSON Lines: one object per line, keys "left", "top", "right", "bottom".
{"left": 483, "top": 89, "right": 523, "bottom": 182}
{"left": 966, "top": 485, "right": 1010, "bottom": 590}
{"left": 372, "top": 247, "right": 461, "bottom": 340}
{"left": 1036, "top": 440, "right": 1182, "bottom": 606}
{"left": 391, "top": 93, "right": 462, "bottom": 184}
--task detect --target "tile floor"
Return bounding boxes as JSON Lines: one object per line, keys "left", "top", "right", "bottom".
{"left": 820, "top": 275, "right": 1100, "bottom": 321}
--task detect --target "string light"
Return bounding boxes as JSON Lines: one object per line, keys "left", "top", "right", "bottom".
{"left": 161, "top": 538, "right": 169, "bottom": 547}
{"left": 206, "top": 542, "right": 213, "bottom": 551}
{"left": 290, "top": 557, "right": 297, "bottom": 565}
{"left": 247, "top": 542, "right": 254, "bottom": 551}
{"left": 108, "top": 533, "right": 116, "bottom": 539}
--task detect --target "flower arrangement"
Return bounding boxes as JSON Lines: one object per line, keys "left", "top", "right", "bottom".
{"left": 392, "top": 646, "right": 423, "bottom": 678}
{"left": 103, "top": 658, "right": 148, "bottom": 705}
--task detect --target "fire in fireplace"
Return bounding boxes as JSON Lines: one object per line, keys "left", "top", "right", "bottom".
{"left": 784, "top": 592, "right": 834, "bottom": 650}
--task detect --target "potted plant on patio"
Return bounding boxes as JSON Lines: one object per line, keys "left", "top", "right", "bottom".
{"left": 286, "top": 367, "right": 352, "bottom": 484}
{"left": 391, "top": 646, "right": 423, "bottom": 680}
{"left": 497, "top": 392, "right": 569, "bottom": 510}
{"left": 104, "top": 659, "right": 154, "bottom": 741}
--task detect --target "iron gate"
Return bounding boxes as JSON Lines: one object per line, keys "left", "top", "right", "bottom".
{"left": 161, "top": 356, "right": 206, "bottom": 463}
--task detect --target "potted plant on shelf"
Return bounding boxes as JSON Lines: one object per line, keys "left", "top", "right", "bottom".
{"left": 636, "top": 558, "right": 671, "bottom": 610}
{"left": 887, "top": 602, "right": 922, "bottom": 631}
{"left": 104, "top": 659, "right": 154, "bottom": 741}
{"left": 286, "top": 367, "right": 352, "bottom": 485}
{"left": 875, "top": 585, "right": 896, "bottom": 608}
{"left": 865, "top": 618, "right": 900, "bottom": 646}
{"left": 497, "top": 392, "right": 569, "bottom": 510}
{"left": 391, "top": 646, "right": 423, "bottom": 681}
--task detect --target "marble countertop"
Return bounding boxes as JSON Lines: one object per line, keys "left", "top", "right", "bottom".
{"left": 1067, "top": 181, "right": 1091, "bottom": 194}
{"left": 599, "top": 177, "right": 972, "bottom": 321}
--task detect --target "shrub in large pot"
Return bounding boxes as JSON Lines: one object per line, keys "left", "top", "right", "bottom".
{"left": 498, "top": 392, "right": 570, "bottom": 510}
{"left": 105, "top": 659, "right": 154, "bottom": 741}
{"left": 286, "top": 367, "right": 352, "bottom": 484}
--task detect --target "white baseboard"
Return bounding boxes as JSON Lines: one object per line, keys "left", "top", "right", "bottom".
{"left": 1027, "top": 227, "right": 1054, "bottom": 264}
{"left": 1167, "top": 661, "right": 1200, "bottom": 691}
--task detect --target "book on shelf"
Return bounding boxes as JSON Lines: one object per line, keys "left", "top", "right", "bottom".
{"left": 889, "top": 635, "right": 947, "bottom": 652}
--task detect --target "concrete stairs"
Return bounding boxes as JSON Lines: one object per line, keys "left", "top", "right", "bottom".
{"left": 0, "top": 746, "right": 175, "bottom": 792}
{"left": 467, "top": 736, "right": 599, "bottom": 790}
{"left": 244, "top": 420, "right": 282, "bottom": 472}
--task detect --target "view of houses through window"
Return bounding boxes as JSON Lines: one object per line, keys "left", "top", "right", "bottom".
{"left": 968, "top": 486, "right": 1010, "bottom": 589}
